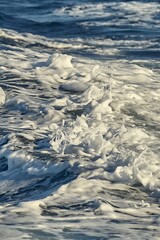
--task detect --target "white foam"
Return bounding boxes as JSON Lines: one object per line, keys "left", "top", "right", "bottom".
{"left": 52, "top": 2, "right": 160, "bottom": 29}
{"left": 46, "top": 53, "right": 73, "bottom": 69}
{"left": 0, "top": 26, "right": 160, "bottom": 238}
{"left": 0, "top": 87, "right": 5, "bottom": 105}
{"left": 1, "top": 44, "right": 159, "bottom": 196}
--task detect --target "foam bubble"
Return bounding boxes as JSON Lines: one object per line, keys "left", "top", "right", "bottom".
{"left": 59, "top": 80, "right": 89, "bottom": 92}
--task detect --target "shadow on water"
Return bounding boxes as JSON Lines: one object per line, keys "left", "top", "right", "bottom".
{"left": 0, "top": 167, "right": 77, "bottom": 204}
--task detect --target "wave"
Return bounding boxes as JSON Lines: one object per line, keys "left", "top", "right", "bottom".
{"left": 0, "top": 0, "right": 160, "bottom": 239}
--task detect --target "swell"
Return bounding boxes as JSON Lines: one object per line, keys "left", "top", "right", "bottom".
{"left": 0, "top": 13, "right": 72, "bottom": 37}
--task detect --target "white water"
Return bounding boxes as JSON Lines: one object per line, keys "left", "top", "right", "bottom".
{"left": 0, "top": 1, "right": 160, "bottom": 237}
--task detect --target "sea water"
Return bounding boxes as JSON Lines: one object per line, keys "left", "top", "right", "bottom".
{"left": 0, "top": 0, "right": 160, "bottom": 239}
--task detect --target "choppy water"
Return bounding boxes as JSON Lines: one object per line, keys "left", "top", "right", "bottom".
{"left": 0, "top": 0, "right": 160, "bottom": 239}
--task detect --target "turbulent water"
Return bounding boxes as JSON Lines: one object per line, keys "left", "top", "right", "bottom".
{"left": 0, "top": 0, "right": 160, "bottom": 239}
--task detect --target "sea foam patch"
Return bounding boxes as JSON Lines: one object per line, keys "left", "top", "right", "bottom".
{"left": 0, "top": 22, "right": 160, "bottom": 239}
